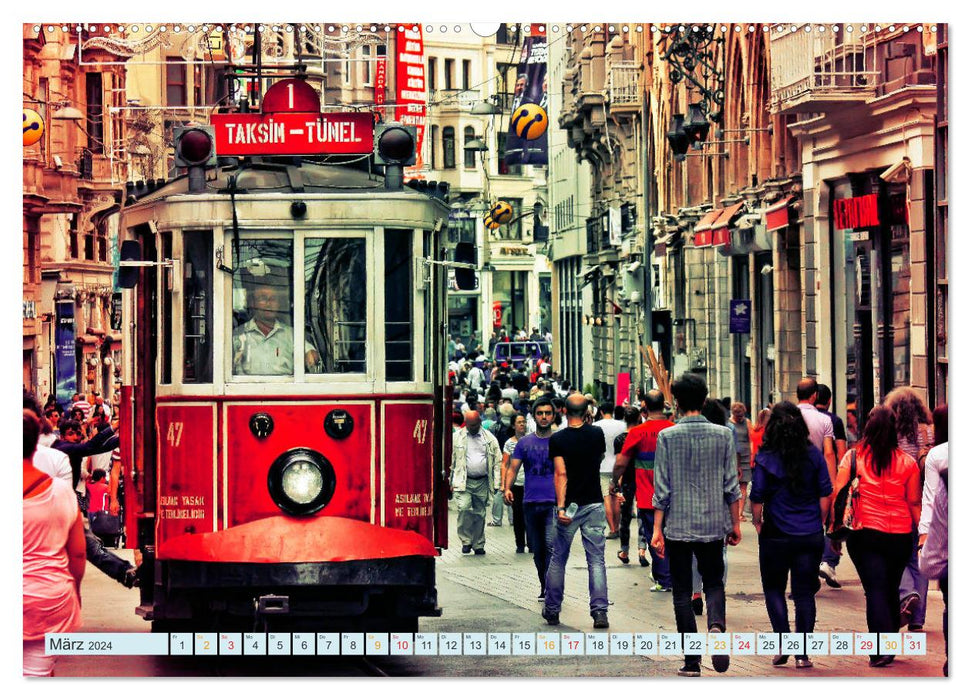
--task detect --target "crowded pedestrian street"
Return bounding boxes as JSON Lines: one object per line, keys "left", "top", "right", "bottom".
{"left": 22, "top": 18, "right": 949, "bottom": 682}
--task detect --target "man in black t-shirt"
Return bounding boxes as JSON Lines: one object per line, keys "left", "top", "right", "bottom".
{"left": 542, "top": 394, "right": 610, "bottom": 629}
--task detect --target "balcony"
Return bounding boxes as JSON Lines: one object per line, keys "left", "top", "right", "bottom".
{"left": 429, "top": 89, "right": 481, "bottom": 114}
{"left": 607, "top": 61, "right": 640, "bottom": 113}
{"left": 769, "top": 24, "right": 879, "bottom": 114}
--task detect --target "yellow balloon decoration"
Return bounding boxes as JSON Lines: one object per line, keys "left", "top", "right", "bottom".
{"left": 23, "top": 108, "right": 44, "bottom": 147}
{"left": 510, "top": 103, "right": 549, "bottom": 141}
{"left": 484, "top": 215, "right": 500, "bottom": 230}
{"left": 490, "top": 200, "right": 514, "bottom": 225}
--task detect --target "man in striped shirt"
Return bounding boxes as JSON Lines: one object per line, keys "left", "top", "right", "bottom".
{"left": 651, "top": 373, "right": 741, "bottom": 677}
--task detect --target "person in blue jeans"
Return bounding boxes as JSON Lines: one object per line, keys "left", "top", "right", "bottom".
{"left": 505, "top": 397, "right": 557, "bottom": 600}
{"left": 542, "top": 394, "right": 610, "bottom": 629}
{"left": 652, "top": 374, "right": 741, "bottom": 677}
{"left": 750, "top": 402, "right": 833, "bottom": 669}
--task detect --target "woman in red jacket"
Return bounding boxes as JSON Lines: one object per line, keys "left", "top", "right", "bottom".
{"left": 832, "top": 406, "right": 921, "bottom": 668}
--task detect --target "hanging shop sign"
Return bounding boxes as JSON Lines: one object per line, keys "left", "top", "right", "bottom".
{"left": 55, "top": 300, "right": 77, "bottom": 404}
{"left": 729, "top": 299, "right": 751, "bottom": 334}
{"left": 833, "top": 194, "right": 879, "bottom": 230}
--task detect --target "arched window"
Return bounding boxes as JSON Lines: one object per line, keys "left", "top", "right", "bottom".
{"left": 443, "top": 127, "right": 455, "bottom": 169}
{"left": 463, "top": 126, "right": 476, "bottom": 168}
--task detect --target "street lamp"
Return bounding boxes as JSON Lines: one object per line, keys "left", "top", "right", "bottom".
{"left": 52, "top": 102, "right": 84, "bottom": 120}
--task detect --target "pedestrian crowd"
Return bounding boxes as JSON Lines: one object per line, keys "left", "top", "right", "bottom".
{"left": 23, "top": 389, "right": 136, "bottom": 676}
{"left": 448, "top": 350, "right": 949, "bottom": 677}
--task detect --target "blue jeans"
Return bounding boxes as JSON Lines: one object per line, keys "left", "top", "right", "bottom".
{"left": 692, "top": 544, "right": 727, "bottom": 593}
{"left": 543, "top": 503, "right": 609, "bottom": 615}
{"left": 491, "top": 489, "right": 512, "bottom": 525}
{"left": 759, "top": 531, "right": 824, "bottom": 640}
{"left": 636, "top": 508, "right": 671, "bottom": 587}
{"left": 899, "top": 530, "right": 928, "bottom": 627}
{"left": 822, "top": 533, "right": 842, "bottom": 568}
{"left": 523, "top": 501, "right": 556, "bottom": 593}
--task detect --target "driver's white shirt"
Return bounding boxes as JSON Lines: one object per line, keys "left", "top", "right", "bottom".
{"left": 233, "top": 318, "right": 313, "bottom": 375}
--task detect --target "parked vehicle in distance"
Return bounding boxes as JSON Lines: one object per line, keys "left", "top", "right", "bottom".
{"left": 492, "top": 341, "right": 545, "bottom": 369}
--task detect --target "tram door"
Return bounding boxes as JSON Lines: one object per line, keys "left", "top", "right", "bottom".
{"left": 131, "top": 225, "right": 159, "bottom": 530}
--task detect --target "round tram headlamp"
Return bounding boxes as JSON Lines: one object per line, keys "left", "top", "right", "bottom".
{"left": 267, "top": 448, "right": 336, "bottom": 516}
{"left": 175, "top": 127, "right": 216, "bottom": 167}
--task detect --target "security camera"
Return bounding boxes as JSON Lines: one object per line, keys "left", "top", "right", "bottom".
{"left": 880, "top": 157, "right": 912, "bottom": 184}
{"left": 761, "top": 263, "right": 774, "bottom": 276}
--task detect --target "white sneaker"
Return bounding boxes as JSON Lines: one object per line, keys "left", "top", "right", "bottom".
{"left": 818, "top": 562, "right": 841, "bottom": 588}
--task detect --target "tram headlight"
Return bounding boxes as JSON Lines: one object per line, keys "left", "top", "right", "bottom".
{"left": 282, "top": 462, "right": 324, "bottom": 504}
{"left": 267, "top": 448, "right": 336, "bottom": 516}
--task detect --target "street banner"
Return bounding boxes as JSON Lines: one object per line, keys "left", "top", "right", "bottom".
{"left": 504, "top": 25, "right": 548, "bottom": 166}
{"left": 55, "top": 300, "right": 77, "bottom": 404}
{"left": 616, "top": 371, "right": 632, "bottom": 406}
{"left": 375, "top": 57, "right": 387, "bottom": 107}
{"left": 729, "top": 299, "right": 751, "bottom": 334}
{"left": 395, "top": 25, "right": 426, "bottom": 179}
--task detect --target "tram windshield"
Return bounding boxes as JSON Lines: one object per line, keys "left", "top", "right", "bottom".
{"left": 231, "top": 240, "right": 316, "bottom": 376}
{"left": 230, "top": 236, "right": 368, "bottom": 378}
{"left": 304, "top": 238, "right": 367, "bottom": 373}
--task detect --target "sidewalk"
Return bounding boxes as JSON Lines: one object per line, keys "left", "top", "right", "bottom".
{"left": 437, "top": 499, "right": 947, "bottom": 678}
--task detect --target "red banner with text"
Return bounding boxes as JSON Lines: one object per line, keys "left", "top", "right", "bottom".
{"left": 395, "top": 25, "right": 426, "bottom": 179}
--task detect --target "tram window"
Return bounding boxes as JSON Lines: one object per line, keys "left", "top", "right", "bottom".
{"left": 231, "top": 240, "right": 306, "bottom": 377}
{"left": 304, "top": 238, "right": 367, "bottom": 374}
{"left": 385, "top": 229, "right": 413, "bottom": 381}
{"left": 182, "top": 231, "right": 212, "bottom": 383}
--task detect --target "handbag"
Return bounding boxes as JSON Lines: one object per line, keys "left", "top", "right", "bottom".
{"left": 827, "top": 449, "right": 860, "bottom": 540}
{"left": 90, "top": 510, "right": 124, "bottom": 538}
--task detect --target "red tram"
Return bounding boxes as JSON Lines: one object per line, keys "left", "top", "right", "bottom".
{"left": 117, "top": 81, "right": 456, "bottom": 631}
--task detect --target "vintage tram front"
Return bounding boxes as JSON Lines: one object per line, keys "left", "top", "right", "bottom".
{"left": 117, "top": 100, "right": 453, "bottom": 631}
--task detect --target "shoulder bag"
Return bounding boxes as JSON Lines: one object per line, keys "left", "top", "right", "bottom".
{"left": 827, "top": 449, "right": 860, "bottom": 540}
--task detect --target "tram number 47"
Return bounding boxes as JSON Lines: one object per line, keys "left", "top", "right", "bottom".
{"left": 166, "top": 422, "right": 185, "bottom": 447}
{"left": 413, "top": 419, "right": 429, "bottom": 444}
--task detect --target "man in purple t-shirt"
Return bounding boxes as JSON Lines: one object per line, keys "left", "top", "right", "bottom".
{"left": 505, "top": 396, "right": 557, "bottom": 600}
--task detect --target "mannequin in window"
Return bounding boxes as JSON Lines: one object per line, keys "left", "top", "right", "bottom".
{"left": 233, "top": 283, "right": 320, "bottom": 375}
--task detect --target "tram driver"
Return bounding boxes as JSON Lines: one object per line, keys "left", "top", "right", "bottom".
{"left": 233, "top": 282, "right": 321, "bottom": 376}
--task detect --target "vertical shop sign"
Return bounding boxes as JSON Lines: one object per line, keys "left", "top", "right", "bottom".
{"left": 55, "top": 300, "right": 77, "bottom": 403}
{"left": 395, "top": 26, "right": 426, "bottom": 179}
{"left": 375, "top": 57, "right": 387, "bottom": 107}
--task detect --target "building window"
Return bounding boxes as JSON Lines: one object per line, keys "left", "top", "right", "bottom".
{"left": 427, "top": 57, "right": 437, "bottom": 92}
{"left": 443, "top": 126, "right": 455, "bottom": 168}
{"left": 204, "top": 65, "right": 228, "bottom": 106}
{"left": 462, "top": 60, "right": 471, "bottom": 90}
{"left": 165, "top": 57, "right": 187, "bottom": 106}
{"left": 85, "top": 72, "right": 104, "bottom": 154}
{"left": 193, "top": 64, "right": 203, "bottom": 107}
{"left": 444, "top": 58, "right": 454, "bottom": 90}
{"left": 362, "top": 45, "right": 373, "bottom": 86}
{"left": 463, "top": 126, "right": 476, "bottom": 168}
{"left": 429, "top": 125, "right": 438, "bottom": 169}
{"left": 69, "top": 214, "right": 79, "bottom": 259}
{"left": 97, "top": 222, "right": 108, "bottom": 262}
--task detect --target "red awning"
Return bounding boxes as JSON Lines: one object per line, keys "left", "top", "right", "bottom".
{"left": 693, "top": 209, "right": 721, "bottom": 248}
{"left": 765, "top": 196, "right": 795, "bottom": 232}
{"left": 711, "top": 202, "right": 745, "bottom": 247}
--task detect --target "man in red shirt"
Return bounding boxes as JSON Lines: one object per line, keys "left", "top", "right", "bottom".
{"left": 614, "top": 389, "right": 674, "bottom": 591}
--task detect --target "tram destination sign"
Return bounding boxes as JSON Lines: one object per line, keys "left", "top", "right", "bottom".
{"left": 210, "top": 111, "right": 374, "bottom": 157}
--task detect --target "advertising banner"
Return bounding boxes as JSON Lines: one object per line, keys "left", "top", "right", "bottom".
{"left": 395, "top": 25, "right": 426, "bottom": 178}
{"left": 375, "top": 57, "right": 387, "bottom": 107}
{"left": 504, "top": 25, "right": 548, "bottom": 166}
{"left": 55, "top": 300, "right": 77, "bottom": 404}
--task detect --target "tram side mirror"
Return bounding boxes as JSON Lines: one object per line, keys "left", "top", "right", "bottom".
{"left": 118, "top": 240, "right": 143, "bottom": 289}
{"left": 453, "top": 242, "right": 477, "bottom": 291}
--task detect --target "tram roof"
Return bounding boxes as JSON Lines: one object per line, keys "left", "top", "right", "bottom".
{"left": 130, "top": 159, "right": 445, "bottom": 206}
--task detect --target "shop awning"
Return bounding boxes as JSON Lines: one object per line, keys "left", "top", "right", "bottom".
{"left": 765, "top": 196, "right": 795, "bottom": 232}
{"left": 711, "top": 202, "right": 746, "bottom": 247}
{"left": 692, "top": 209, "right": 721, "bottom": 248}
{"left": 78, "top": 334, "right": 101, "bottom": 347}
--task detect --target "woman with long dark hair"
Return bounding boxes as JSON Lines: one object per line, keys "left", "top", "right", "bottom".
{"left": 835, "top": 405, "right": 921, "bottom": 667}
{"left": 750, "top": 402, "right": 833, "bottom": 669}
{"left": 884, "top": 387, "right": 934, "bottom": 632}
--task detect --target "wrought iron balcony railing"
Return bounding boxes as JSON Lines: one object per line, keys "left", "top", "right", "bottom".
{"left": 608, "top": 62, "right": 640, "bottom": 109}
